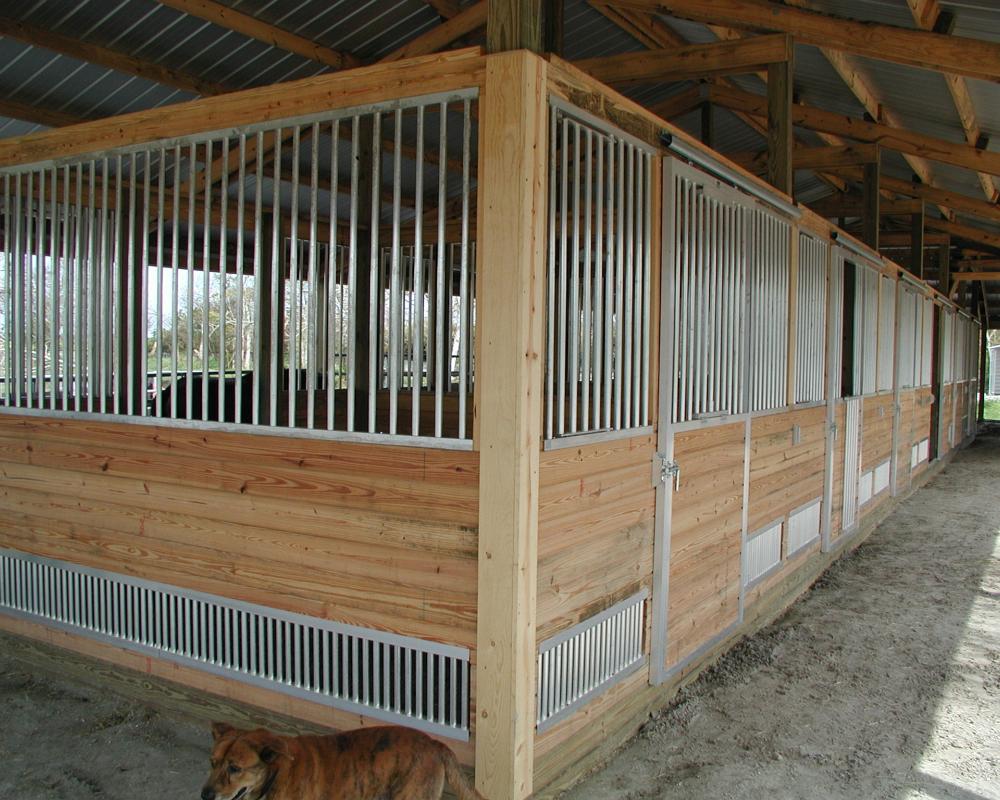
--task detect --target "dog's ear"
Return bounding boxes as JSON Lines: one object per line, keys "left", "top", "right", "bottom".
{"left": 256, "top": 733, "right": 291, "bottom": 765}
{"left": 211, "top": 722, "right": 235, "bottom": 741}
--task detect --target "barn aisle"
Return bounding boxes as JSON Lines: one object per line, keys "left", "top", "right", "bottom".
{"left": 563, "top": 424, "right": 1000, "bottom": 800}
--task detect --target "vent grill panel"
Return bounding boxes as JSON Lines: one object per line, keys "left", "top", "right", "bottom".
{"left": 0, "top": 549, "right": 470, "bottom": 739}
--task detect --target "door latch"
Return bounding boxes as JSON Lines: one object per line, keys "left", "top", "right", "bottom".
{"left": 656, "top": 453, "right": 682, "bottom": 491}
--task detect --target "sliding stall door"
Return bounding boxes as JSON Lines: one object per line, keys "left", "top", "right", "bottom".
{"left": 652, "top": 160, "right": 750, "bottom": 682}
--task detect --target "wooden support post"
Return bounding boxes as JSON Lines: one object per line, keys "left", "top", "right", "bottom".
{"left": 911, "top": 199, "right": 925, "bottom": 278}
{"left": 862, "top": 149, "right": 880, "bottom": 250}
{"left": 701, "top": 101, "right": 714, "bottom": 148}
{"left": 939, "top": 238, "right": 951, "bottom": 297}
{"left": 476, "top": 51, "right": 547, "bottom": 800}
{"left": 767, "top": 45, "right": 794, "bottom": 196}
{"left": 487, "top": 0, "right": 564, "bottom": 54}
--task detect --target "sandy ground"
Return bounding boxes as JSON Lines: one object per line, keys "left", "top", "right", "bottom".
{"left": 0, "top": 425, "right": 998, "bottom": 800}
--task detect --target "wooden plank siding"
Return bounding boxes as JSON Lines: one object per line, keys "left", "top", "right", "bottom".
{"left": 665, "top": 421, "right": 744, "bottom": 670}
{"left": 0, "top": 415, "right": 479, "bottom": 649}
{"left": 895, "top": 390, "right": 916, "bottom": 494}
{"left": 912, "top": 387, "right": 934, "bottom": 478}
{"left": 747, "top": 407, "right": 826, "bottom": 534}
{"left": 861, "top": 394, "right": 895, "bottom": 474}
{"left": 536, "top": 434, "right": 656, "bottom": 643}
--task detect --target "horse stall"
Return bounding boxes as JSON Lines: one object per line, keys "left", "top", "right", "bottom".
{"left": 0, "top": 49, "right": 984, "bottom": 799}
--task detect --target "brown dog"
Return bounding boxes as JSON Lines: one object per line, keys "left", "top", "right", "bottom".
{"left": 201, "top": 722, "right": 484, "bottom": 800}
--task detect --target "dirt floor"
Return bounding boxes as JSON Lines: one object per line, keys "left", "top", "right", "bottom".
{"left": 1, "top": 426, "right": 998, "bottom": 800}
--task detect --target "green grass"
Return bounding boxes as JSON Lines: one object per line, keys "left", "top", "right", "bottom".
{"left": 985, "top": 398, "right": 1000, "bottom": 422}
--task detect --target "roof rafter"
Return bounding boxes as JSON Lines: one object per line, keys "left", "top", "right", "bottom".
{"left": 576, "top": 33, "right": 792, "bottom": 86}
{"left": 708, "top": 84, "right": 1000, "bottom": 178}
{"left": 382, "top": 0, "right": 488, "bottom": 62}
{"left": 155, "top": 0, "right": 361, "bottom": 70}
{"left": 778, "top": 0, "right": 947, "bottom": 218}
{"left": 0, "top": 99, "right": 91, "bottom": 130}
{"left": 0, "top": 15, "right": 227, "bottom": 96}
{"left": 906, "top": 0, "right": 999, "bottom": 204}
{"left": 611, "top": 0, "right": 1000, "bottom": 81}
{"left": 586, "top": 1, "right": 849, "bottom": 192}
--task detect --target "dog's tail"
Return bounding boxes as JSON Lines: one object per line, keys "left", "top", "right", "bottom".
{"left": 441, "top": 745, "right": 486, "bottom": 800}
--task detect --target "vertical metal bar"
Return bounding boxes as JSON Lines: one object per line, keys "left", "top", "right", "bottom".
{"left": 412, "top": 105, "right": 425, "bottom": 436}
{"left": 434, "top": 102, "right": 447, "bottom": 438}
{"left": 641, "top": 153, "right": 651, "bottom": 424}
{"left": 289, "top": 128, "right": 302, "bottom": 428}
{"left": 569, "top": 121, "right": 581, "bottom": 433}
{"left": 458, "top": 98, "right": 471, "bottom": 439}
{"left": 592, "top": 131, "right": 604, "bottom": 430}
{"left": 199, "top": 141, "right": 211, "bottom": 421}
{"left": 367, "top": 113, "right": 381, "bottom": 433}
{"left": 164, "top": 150, "right": 178, "bottom": 418}
{"left": 137, "top": 155, "right": 150, "bottom": 417}
{"left": 614, "top": 139, "right": 625, "bottom": 429}
{"left": 622, "top": 143, "right": 634, "bottom": 428}
{"left": 558, "top": 116, "right": 569, "bottom": 436}
{"left": 269, "top": 131, "right": 282, "bottom": 427}
{"left": 389, "top": 108, "right": 403, "bottom": 434}
{"left": 1, "top": 175, "right": 9, "bottom": 405}
{"left": 98, "top": 159, "right": 109, "bottom": 412}
{"left": 306, "top": 124, "right": 320, "bottom": 429}
{"left": 252, "top": 131, "right": 264, "bottom": 425}
{"left": 218, "top": 137, "right": 230, "bottom": 421}
{"left": 347, "top": 117, "right": 360, "bottom": 432}
{"left": 546, "top": 106, "right": 557, "bottom": 441}
{"left": 327, "top": 120, "right": 339, "bottom": 431}
{"left": 235, "top": 134, "right": 247, "bottom": 424}
{"left": 581, "top": 127, "right": 593, "bottom": 431}
{"left": 111, "top": 156, "right": 123, "bottom": 413}
{"left": 603, "top": 139, "right": 614, "bottom": 428}
{"left": 155, "top": 155, "right": 165, "bottom": 417}
{"left": 25, "top": 170, "right": 35, "bottom": 409}
{"left": 86, "top": 164, "right": 98, "bottom": 411}
{"left": 49, "top": 167, "right": 60, "bottom": 409}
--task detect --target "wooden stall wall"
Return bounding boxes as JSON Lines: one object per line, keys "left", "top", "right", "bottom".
{"left": 533, "top": 434, "right": 657, "bottom": 783}
{"left": 829, "top": 402, "right": 848, "bottom": 542}
{"left": 0, "top": 414, "right": 479, "bottom": 754}
{"left": 860, "top": 393, "right": 895, "bottom": 514}
{"left": 895, "top": 389, "right": 916, "bottom": 494}
{"left": 744, "top": 406, "right": 826, "bottom": 606}
{"left": 912, "top": 388, "right": 934, "bottom": 478}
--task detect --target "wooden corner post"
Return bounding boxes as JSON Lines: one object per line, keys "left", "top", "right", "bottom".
{"left": 475, "top": 51, "right": 547, "bottom": 800}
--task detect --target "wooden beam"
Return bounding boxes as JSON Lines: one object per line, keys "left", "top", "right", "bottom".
{"left": 879, "top": 231, "right": 950, "bottom": 247}
{"left": 952, "top": 271, "right": 1000, "bottom": 282}
{"left": 927, "top": 218, "right": 1000, "bottom": 251}
{"left": 0, "top": 15, "right": 227, "bottom": 96}
{"left": 863, "top": 158, "right": 880, "bottom": 249}
{"left": 0, "top": 48, "right": 485, "bottom": 168}
{"left": 767, "top": 47, "right": 794, "bottom": 196}
{"left": 475, "top": 50, "right": 546, "bottom": 800}
{"left": 652, "top": 84, "right": 707, "bottom": 120}
{"left": 155, "top": 0, "right": 361, "bottom": 70}
{"left": 575, "top": 33, "right": 792, "bottom": 86}
{"left": 793, "top": 144, "right": 879, "bottom": 171}
{"left": 487, "top": 0, "right": 562, "bottom": 54}
{"left": 707, "top": 84, "right": 1000, "bottom": 178}
{"left": 810, "top": 196, "right": 925, "bottom": 218}
{"left": 0, "top": 98, "right": 90, "bottom": 129}
{"left": 955, "top": 258, "right": 1000, "bottom": 270}
{"left": 422, "top": 0, "right": 463, "bottom": 18}
{"left": 912, "top": 201, "right": 926, "bottom": 278}
{"left": 612, "top": 0, "right": 1000, "bottom": 81}
{"left": 383, "top": 1, "right": 488, "bottom": 62}
{"left": 907, "top": 0, "right": 999, "bottom": 204}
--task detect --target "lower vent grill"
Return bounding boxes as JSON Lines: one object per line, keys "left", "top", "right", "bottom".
{"left": 0, "top": 549, "right": 470, "bottom": 739}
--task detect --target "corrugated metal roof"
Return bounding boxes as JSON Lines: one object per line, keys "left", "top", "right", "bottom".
{"left": 0, "top": 0, "right": 998, "bottom": 285}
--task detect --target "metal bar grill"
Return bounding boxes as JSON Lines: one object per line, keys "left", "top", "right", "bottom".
{"left": 0, "top": 92, "right": 478, "bottom": 448}
{"left": 795, "top": 234, "right": 827, "bottom": 404}
{"left": 746, "top": 202, "right": 790, "bottom": 412}
{"left": 877, "top": 275, "right": 895, "bottom": 392}
{"left": 668, "top": 160, "right": 747, "bottom": 423}
{"left": 0, "top": 548, "right": 470, "bottom": 740}
{"left": 828, "top": 249, "right": 845, "bottom": 401}
{"left": 852, "top": 263, "right": 880, "bottom": 396}
{"left": 545, "top": 102, "right": 653, "bottom": 441}
{"left": 745, "top": 519, "right": 782, "bottom": 586}
{"left": 536, "top": 589, "right": 647, "bottom": 731}
{"left": 786, "top": 499, "right": 821, "bottom": 557}
{"left": 843, "top": 397, "right": 862, "bottom": 530}
{"left": 897, "top": 285, "right": 919, "bottom": 389}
